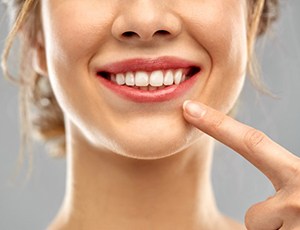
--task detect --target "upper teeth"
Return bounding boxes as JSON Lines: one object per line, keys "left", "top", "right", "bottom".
{"left": 110, "top": 69, "right": 185, "bottom": 87}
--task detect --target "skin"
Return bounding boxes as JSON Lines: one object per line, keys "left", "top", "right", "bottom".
{"left": 183, "top": 101, "right": 300, "bottom": 229}
{"left": 30, "top": 0, "right": 300, "bottom": 229}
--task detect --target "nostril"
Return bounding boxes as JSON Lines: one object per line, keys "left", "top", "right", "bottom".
{"left": 122, "top": 30, "right": 170, "bottom": 39}
{"left": 122, "top": 31, "right": 139, "bottom": 38}
{"left": 154, "top": 30, "right": 170, "bottom": 36}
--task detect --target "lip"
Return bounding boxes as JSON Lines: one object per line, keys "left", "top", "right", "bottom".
{"left": 95, "top": 56, "right": 201, "bottom": 103}
{"left": 95, "top": 56, "right": 200, "bottom": 74}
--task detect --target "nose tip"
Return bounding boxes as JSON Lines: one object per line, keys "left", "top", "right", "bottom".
{"left": 111, "top": 4, "right": 182, "bottom": 44}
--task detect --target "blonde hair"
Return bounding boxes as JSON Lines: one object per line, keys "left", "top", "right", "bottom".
{"left": 1, "top": 0, "right": 279, "bottom": 163}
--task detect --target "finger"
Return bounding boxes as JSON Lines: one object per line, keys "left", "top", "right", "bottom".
{"left": 277, "top": 189, "right": 300, "bottom": 230}
{"left": 281, "top": 218, "right": 300, "bottom": 230}
{"left": 245, "top": 196, "right": 283, "bottom": 230}
{"left": 183, "top": 100, "right": 300, "bottom": 189}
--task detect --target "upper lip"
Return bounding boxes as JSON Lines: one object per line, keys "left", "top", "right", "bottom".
{"left": 95, "top": 56, "right": 201, "bottom": 75}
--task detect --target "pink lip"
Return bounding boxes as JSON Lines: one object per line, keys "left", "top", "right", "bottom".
{"left": 95, "top": 57, "right": 201, "bottom": 103}
{"left": 95, "top": 56, "right": 200, "bottom": 74}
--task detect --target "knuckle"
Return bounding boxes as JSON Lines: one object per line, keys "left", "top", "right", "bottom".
{"left": 285, "top": 163, "right": 300, "bottom": 187}
{"left": 282, "top": 193, "right": 300, "bottom": 215}
{"left": 243, "top": 128, "right": 267, "bottom": 152}
{"left": 244, "top": 209, "right": 253, "bottom": 229}
{"left": 290, "top": 227, "right": 300, "bottom": 230}
{"left": 288, "top": 202, "right": 300, "bottom": 215}
{"left": 244, "top": 203, "right": 262, "bottom": 230}
{"left": 275, "top": 189, "right": 300, "bottom": 220}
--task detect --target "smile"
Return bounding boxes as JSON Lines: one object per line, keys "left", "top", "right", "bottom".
{"left": 97, "top": 67, "right": 200, "bottom": 90}
{"left": 95, "top": 57, "right": 201, "bottom": 103}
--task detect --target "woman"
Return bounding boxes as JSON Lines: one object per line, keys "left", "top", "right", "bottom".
{"left": 2, "top": 0, "right": 300, "bottom": 229}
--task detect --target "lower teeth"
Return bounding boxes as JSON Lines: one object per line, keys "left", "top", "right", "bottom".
{"left": 132, "top": 85, "right": 167, "bottom": 90}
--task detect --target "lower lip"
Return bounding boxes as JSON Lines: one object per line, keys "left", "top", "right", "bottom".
{"left": 97, "top": 74, "right": 200, "bottom": 103}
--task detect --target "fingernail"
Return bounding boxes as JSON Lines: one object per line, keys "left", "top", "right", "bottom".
{"left": 183, "top": 100, "right": 206, "bottom": 118}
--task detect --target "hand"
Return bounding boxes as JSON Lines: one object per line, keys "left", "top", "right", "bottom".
{"left": 182, "top": 100, "right": 300, "bottom": 230}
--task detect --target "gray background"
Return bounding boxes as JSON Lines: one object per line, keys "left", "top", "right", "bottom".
{"left": 0, "top": 1, "right": 299, "bottom": 229}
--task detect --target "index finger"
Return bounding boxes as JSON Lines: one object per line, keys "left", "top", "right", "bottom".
{"left": 183, "top": 100, "right": 299, "bottom": 189}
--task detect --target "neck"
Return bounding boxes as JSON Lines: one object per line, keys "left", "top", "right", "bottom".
{"left": 52, "top": 124, "right": 221, "bottom": 230}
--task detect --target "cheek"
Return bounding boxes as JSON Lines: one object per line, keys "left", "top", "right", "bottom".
{"left": 40, "top": 1, "right": 116, "bottom": 116}
{"left": 181, "top": 1, "right": 248, "bottom": 111}
{"left": 184, "top": 1, "right": 248, "bottom": 68}
{"left": 41, "top": 1, "right": 114, "bottom": 66}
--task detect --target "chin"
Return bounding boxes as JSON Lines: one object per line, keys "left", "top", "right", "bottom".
{"left": 109, "top": 122, "right": 202, "bottom": 160}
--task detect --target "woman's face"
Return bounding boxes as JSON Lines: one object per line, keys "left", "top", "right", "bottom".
{"left": 38, "top": 0, "right": 248, "bottom": 159}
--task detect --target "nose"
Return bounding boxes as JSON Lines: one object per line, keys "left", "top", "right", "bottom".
{"left": 111, "top": 1, "right": 182, "bottom": 44}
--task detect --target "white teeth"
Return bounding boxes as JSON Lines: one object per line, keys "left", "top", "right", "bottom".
{"left": 125, "top": 72, "right": 135, "bottom": 86}
{"left": 111, "top": 75, "right": 117, "bottom": 83}
{"left": 181, "top": 74, "right": 186, "bottom": 83}
{"left": 150, "top": 70, "right": 164, "bottom": 87}
{"left": 164, "top": 70, "right": 174, "bottom": 86}
{"left": 135, "top": 71, "right": 149, "bottom": 86}
{"left": 111, "top": 69, "right": 185, "bottom": 87}
{"left": 174, "top": 69, "right": 183, "bottom": 85}
{"left": 116, "top": 73, "right": 125, "bottom": 85}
